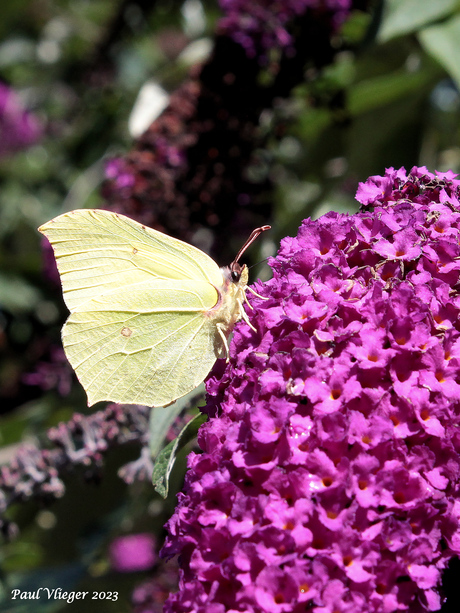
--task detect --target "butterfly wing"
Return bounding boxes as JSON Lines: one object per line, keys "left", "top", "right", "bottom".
{"left": 39, "top": 209, "right": 223, "bottom": 312}
{"left": 62, "top": 279, "right": 223, "bottom": 407}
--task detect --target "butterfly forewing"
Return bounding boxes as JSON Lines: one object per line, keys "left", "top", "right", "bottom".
{"left": 39, "top": 209, "right": 224, "bottom": 312}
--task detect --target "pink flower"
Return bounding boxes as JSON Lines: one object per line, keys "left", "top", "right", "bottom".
{"left": 110, "top": 533, "right": 156, "bottom": 573}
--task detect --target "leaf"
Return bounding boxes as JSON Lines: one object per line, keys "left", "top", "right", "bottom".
{"left": 152, "top": 411, "right": 207, "bottom": 499}
{"left": 348, "top": 61, "right": 439, "bottom": 116}
{"left": 378, "top": 0, "right": 459, "bottom": 42}
{"left": 149, "top": 383, "right": 205, "bottom": 459}
{"left": 418, "top": 14, "right": 460, "bottom": 90}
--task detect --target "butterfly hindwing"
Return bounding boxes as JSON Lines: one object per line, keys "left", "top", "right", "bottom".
{"left": 62, "top": 279, "right": 222, "bottom": 406}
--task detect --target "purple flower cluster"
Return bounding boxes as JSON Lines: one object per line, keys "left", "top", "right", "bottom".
{"left": 23, "top": 346, "right": 73, "bottom": 397}
{"left": 162, "top": 166, "right": 460, "bottom": 612}
{"left": 218, "top": 0, "right": 351, "bottom": 59}
{"left": 101, "top": 79, "right": 203, "bottom": 234}
{"left": 0, "top": 82, "right": 42, "bottom": 157}
{"left": 0, "top": 404, "right": 151, "bottom": 537}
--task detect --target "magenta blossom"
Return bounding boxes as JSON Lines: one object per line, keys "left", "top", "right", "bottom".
{"left": 105, "top": 158, "right": 136, "bottom": 190}
{"left": 0, "top": 82, "right": 42, "bottom": 156}
{"left": 162, "top": 166, "right": 460, "bottom": 612}
{"left": 110, "top": 533, "right": 156, "bottom": 573}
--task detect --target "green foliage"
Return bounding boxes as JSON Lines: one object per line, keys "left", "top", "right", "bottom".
{"left": 149, "top": 384, "right": 206, "bottom": 460}
{"left": 378, "top": 0, "right": 460, "bottom": 41}
{"left": 153, "top": 411, "right": 207, "bottom": 499}
{"left": 419, "top": 13, "right": 460, "bottom": 89}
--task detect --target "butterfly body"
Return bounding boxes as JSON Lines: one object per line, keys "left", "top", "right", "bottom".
{"left": 39, "top": 209, "right": 265, "bottom": 407}
{"left": 206, "top": 264, "right": 250, "bottom": 354}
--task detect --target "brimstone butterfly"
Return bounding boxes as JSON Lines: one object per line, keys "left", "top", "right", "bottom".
{"left": 39, "top": 209, "right": 269, "bottom": 407}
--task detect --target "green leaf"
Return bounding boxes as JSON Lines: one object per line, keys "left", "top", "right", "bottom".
{"left": 418, "top": 14, "right": 460, "bottom": 90}
{"left": 149, "top": 383, "right": 206, "bottom": 460}
{"left": 152, "top": 411, "right": 207, "bottom": 499}
{"left": 348, "top": 61, "right": 439, "bottom": 116}
{"left": 378, "top": 0, "right": 460, "bottom": 42}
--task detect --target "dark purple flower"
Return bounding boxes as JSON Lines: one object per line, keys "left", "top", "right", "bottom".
{"left": 0, "top": 82, "right": 42, "bottom": 156}
{"left": 105, "top": 158, "right": 136, "bottom": 190}
{"left": 132, "top": 558, "right": 179, "bottom": 613}
{"left": 162, "top": 166, "right": 460, "bottom": 612}
{"left": 0, "top": 404, "right": 150, "bottom": 536}
{"left": 218, "top": 0, "right": 352, "bottom": 60}
{"left": 22, "top": 346, "right": 73, "bottom": 397}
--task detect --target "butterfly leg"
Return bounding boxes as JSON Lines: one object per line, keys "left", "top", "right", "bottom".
{"left": 243, "top": 291, "right": 254, "bottom": 310}
{"left": 239, "top": 298, "right": 257, "bottom": 333}
{"left": 216, "top": 323, "right": 230, "bottom": 361}
{"left": 246, "top": 285, "right": 269, "bottom": 300}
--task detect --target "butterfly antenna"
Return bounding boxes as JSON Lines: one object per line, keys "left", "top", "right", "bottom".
{"left": 248, "top": 257, "right": 269, "bottom": 270}
{"left": 231, "top": 225, "right": 271, "bottom": 273}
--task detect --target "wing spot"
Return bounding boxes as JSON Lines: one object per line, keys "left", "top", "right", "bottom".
{"left": 121, "top": 327, "right": 133, "bottom": 337}
{"left": 132, "top": 247, "right": 138, "bottom": 255}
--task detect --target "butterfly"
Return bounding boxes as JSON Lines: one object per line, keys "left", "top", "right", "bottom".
{"left": 39, "top": 209, "right": 269, "bottom": 407}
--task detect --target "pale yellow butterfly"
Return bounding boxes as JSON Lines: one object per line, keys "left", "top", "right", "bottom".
{"left": 39, "top": 209, "right": 269, "bottom": 407}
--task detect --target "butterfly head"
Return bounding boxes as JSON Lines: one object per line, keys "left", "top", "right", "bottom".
{"left": 229, "top": 261, "right": 247, "bottom": 285}
{"left": 216, "top": 224, "right": 270, "bottom": 319}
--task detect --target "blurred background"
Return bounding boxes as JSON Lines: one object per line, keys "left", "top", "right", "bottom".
{"left": 1, "top": 0, "right": 460, "bottom": 611}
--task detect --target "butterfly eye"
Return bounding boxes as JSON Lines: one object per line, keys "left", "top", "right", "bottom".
{"left": 230, "top": 261, "right": 243, "bottom": 283}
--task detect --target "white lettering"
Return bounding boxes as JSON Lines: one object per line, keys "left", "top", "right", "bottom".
{"left": 10, "top": 587, "right": 94, "bottom": 603}
{"left": 11, "top": 589, "right": 44, "bottom": 600}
